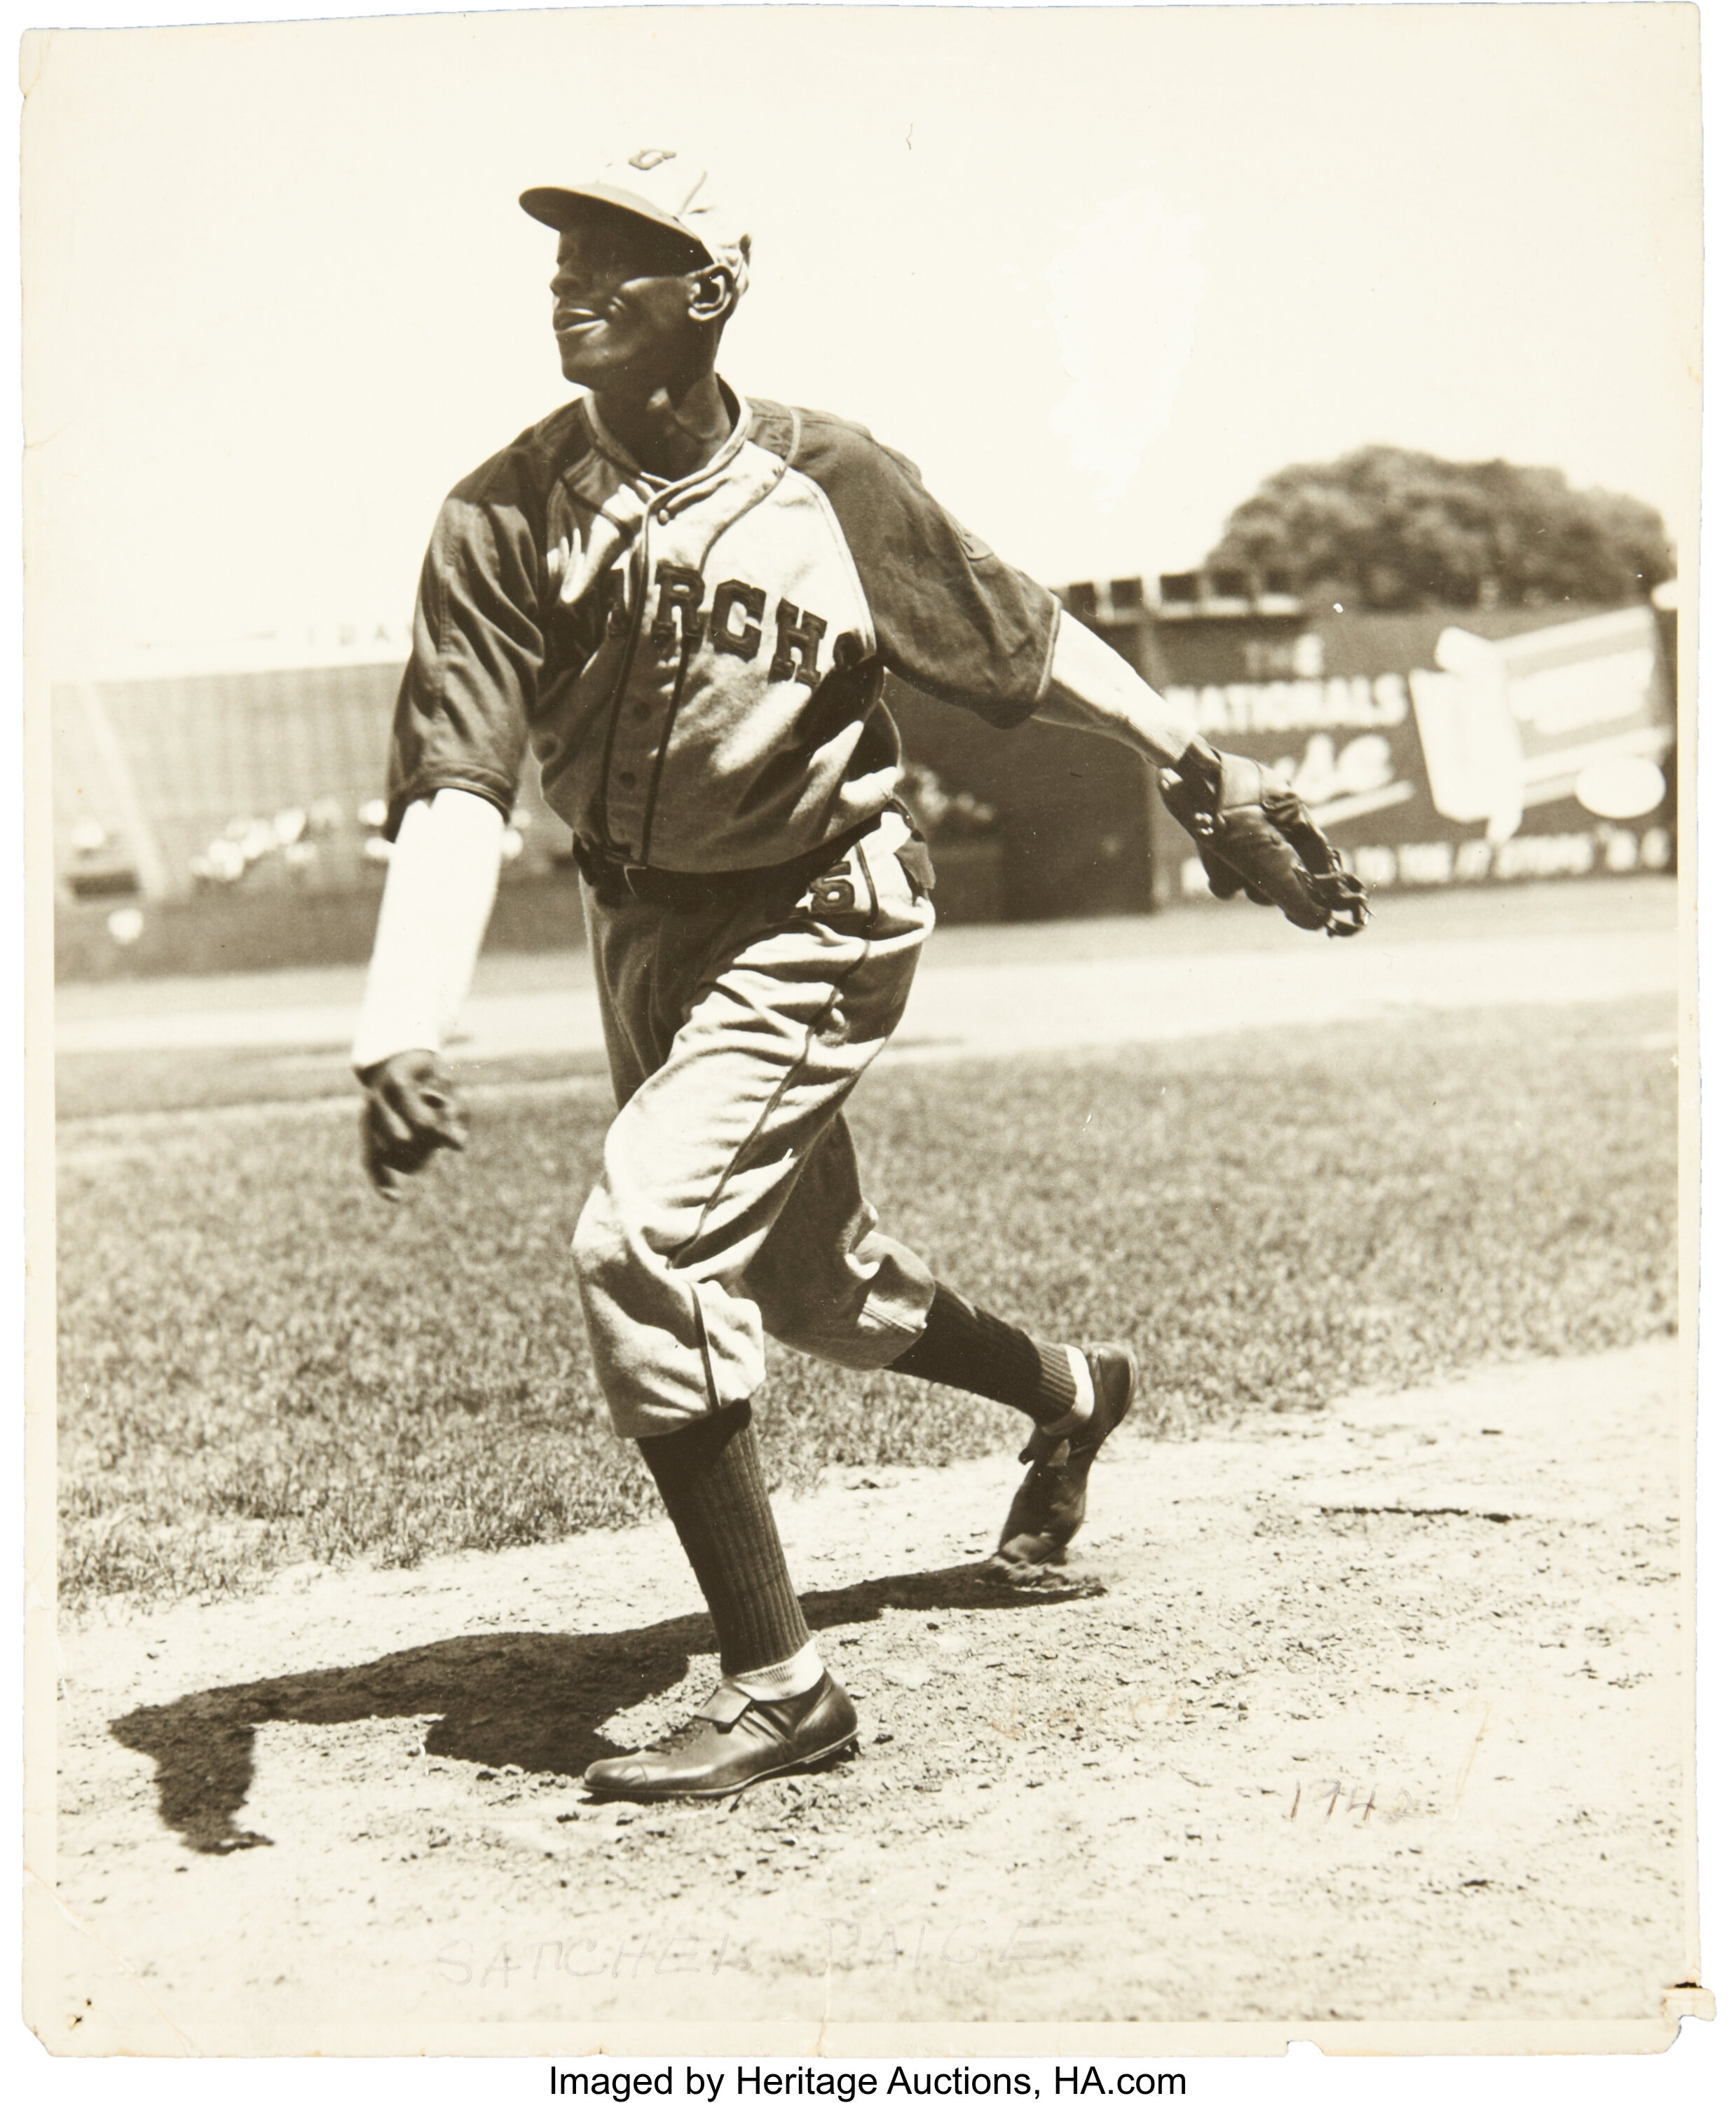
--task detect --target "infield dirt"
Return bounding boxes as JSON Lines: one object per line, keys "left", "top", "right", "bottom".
{"left": 41, "top": 1339, "right": 1691, "bottom": 2050}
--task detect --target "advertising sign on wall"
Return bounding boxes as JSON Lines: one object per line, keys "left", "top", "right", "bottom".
{"left": 1123, "top": 601, "right": 1676, "bottom": 902}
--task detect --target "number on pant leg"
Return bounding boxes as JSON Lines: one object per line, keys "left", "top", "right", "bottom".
{"left": 806, "top": 859, "right": 867, "bottom": 920}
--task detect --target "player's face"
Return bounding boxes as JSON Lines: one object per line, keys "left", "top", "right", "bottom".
{"left": 549, "top": 213, "right": 708, "bottom": 387}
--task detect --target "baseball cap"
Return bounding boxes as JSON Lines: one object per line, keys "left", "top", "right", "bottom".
{"left": 521, "top": 149, "right": 750, "bottom": 292}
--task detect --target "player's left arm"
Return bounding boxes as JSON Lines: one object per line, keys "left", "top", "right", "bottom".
{"left": 795, "top": 425, "right": 1365, "bottom": 937}
{"left": 1034, "top": 613, "right": 1370, "bottom": 938}
{"left": 1032, "top": 611, "right": 1198, "bottom": 764}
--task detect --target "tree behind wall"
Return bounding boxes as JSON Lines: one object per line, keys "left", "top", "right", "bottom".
{"left": 1206, "top": 445, "right": 1673, "bottom": 611}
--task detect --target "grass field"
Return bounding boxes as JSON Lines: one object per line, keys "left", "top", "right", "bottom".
{"left": 55, "top": 994, "right": 1677, "bottom": 1609}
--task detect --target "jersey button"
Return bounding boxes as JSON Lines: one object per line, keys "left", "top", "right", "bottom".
{"left": 618, "top": 770, "right": 637, "bottom": 789}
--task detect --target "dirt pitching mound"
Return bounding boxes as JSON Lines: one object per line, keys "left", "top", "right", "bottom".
{"left": 41, "top": 1342, "right": 1691, "bottom": 2050}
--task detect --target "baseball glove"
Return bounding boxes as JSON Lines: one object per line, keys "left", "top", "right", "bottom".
{"left": 1156, "top": 740, "right": 1371, "bottom": 937}
{"left": 358, "top": 1049, "right": 467, "bottom": 1202}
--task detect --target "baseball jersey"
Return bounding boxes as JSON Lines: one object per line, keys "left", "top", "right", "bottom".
{"left": 385, "top": 391, "right": 1060, "bottom": 873}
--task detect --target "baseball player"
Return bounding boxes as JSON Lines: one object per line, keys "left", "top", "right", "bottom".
{"left": 354, "top": 151, "right": 1367, "bottom": 1802}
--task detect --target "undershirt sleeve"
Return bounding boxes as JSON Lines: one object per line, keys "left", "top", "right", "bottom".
{"left": 351, "top": 788, "right": 505, "bottom": 1073}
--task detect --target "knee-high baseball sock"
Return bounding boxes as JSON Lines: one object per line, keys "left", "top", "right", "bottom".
{"left": 636, "top": 1402, "right": 814, "bottom": 1681}
{"left": 888, "top": 1283, "right": 1092, "bottom": 1430}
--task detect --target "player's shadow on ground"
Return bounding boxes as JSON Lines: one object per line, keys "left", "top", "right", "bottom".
{"left": 110, "top": 1560, "right": 1095, "bottom": 1856}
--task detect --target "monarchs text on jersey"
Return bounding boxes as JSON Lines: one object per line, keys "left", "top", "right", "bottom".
{"left": 386, "top": 394, "right": 1061, "bottom": 873}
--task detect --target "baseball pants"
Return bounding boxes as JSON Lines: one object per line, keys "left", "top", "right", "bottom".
{"left": 572, "top": 808, "right": 938, "bottom": 1440}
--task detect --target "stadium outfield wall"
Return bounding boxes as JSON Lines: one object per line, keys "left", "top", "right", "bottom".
{"left": 1084, "top": 592, "right": 1679, "bottom": 907}
{"left": 50, "top": 588, "right": 1675, "bottom": 980}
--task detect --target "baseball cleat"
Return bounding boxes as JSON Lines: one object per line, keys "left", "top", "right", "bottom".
{"left": 581, "top": 1670, "right": 859, "bottom": 1801}
{"left": 992, "top": 1342, "right": 1138, "bottom": 1572}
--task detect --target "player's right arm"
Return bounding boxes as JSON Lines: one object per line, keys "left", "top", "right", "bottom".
{"left": 355, "top": 441, "right": 549, "bottom": 1197}
{"left": 353, "top": 787, "right": 506, "bottom": 1200}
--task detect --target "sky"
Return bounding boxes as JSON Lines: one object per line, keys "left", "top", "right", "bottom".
{"left": 21, "top": 2, "right": 1702, "bottom": 677}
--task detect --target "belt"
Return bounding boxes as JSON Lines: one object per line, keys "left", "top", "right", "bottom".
{"left": 573, "top": 814, "right": 884, "bottom": 914}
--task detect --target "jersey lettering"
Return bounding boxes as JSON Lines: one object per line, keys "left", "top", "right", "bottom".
{"left": 709, "top": 580, "right": 767, "bottom": 661}
{"left": 771, "top": 599, "right": 829, "bottom": 688}
{"left": 590, "top": 569, "right": 849, "bottom": 683}
{"left": 651, "top": 562, "right": 706, "bottom": 644}
{"left": 397, "top": 397, "right": 1053, "bottom": 878}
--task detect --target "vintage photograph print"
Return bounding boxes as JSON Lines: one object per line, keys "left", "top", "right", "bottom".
{"left": 23, "top": 1, "right": 1705, "bottom": 2057}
